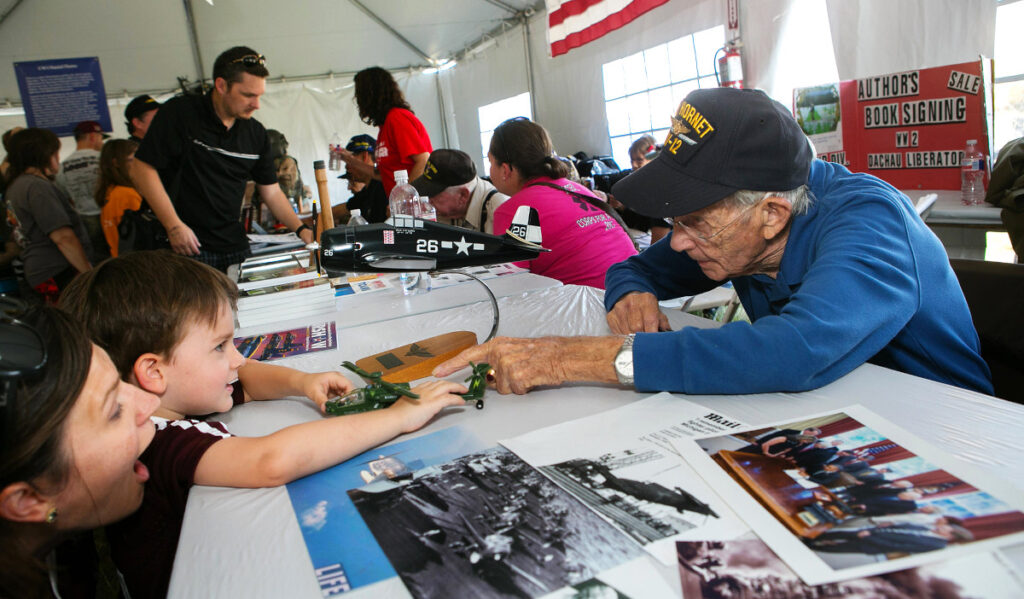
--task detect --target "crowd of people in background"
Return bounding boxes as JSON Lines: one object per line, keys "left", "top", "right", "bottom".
{"left": 0, "top": 47, "right": 654, "bottom": 305}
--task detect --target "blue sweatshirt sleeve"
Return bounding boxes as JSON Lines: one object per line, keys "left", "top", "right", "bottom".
{"left": 633, "top": 192, "right": 923, "bottom": 394}
{"left": 604, "top": 235, "right": 718, "bottom": 311}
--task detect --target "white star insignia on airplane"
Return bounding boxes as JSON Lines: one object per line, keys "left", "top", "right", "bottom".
{"left": 453, "top": 236, "right": 472, "bottom": 255}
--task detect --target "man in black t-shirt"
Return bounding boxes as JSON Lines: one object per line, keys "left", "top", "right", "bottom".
{"left": 131, "top": 46, "right": 313, "bottom": 270}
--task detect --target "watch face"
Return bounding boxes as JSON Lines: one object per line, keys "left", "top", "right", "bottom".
{"left": 615, "top": 352, "right": 633, "bottom": 375}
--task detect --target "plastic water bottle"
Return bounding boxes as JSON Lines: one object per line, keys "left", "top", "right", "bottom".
{"left": 961, "top": 139, "right": 986, "bottom": 206}
{"left": 388, "top": 170, "right": 418, "bottom": 218}
{"left": 415, "top": 194, "right": 437, "bottom": 221}
{"left": 387, "top": 171, "right": 431, "bottom": 295}
{"left": 347, "top": 208, "right": 368, "bottom": 226}
{"left": 328, "top": 133, "right": 343, "bottom": 171}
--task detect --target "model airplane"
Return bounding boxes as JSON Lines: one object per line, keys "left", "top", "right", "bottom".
{"left": 319, "top": 206, "right": 547, "bottom": 275}
{"left": 324, "top": 361, "right": 491, "bottom": 416}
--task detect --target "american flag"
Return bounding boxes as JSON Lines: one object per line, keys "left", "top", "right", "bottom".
{"left": 546, "top": 0, "right": 669, "bottom": 57}
{"left": 383, "top": 230, "right": 394, "bottom": 245}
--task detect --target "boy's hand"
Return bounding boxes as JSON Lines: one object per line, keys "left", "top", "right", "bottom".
{"left": 391, "top": 380, "right": 468, "bottom": 432}
{"left": 301, "top": 371, "right": 355, "bottom": 413}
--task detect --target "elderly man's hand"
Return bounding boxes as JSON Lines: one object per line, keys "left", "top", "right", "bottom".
{"left": 433, "top": 336, "right": 623, "bottom": 395}
{"left": 606, "top": 291, "right": 669, "bottom": 334}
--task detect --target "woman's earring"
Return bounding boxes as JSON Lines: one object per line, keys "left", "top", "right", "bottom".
{"left": 45, "top": 507, "right": 58, "bottom": 524}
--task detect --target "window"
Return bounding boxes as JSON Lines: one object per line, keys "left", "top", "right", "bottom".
{"left": 993, "top": 0, "right": 1024, "bottom": 154}
{"left": 478, "top": 92, "right": 532, "bottom": 176}
{"left": 989, "top": 0, "right": 1022, "bottom": 261}
{"left": 602, "top": 25, "right": 725, "bottom": 169}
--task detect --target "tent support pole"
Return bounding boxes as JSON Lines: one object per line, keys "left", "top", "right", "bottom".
{"left": 0, "top": 0, "right": 27, "bottom": 31}
{"left": 434, "top": 74, "right": 451, "bottom": 147}
{"left": 181, "top": 0, "right": 206, "bottom": 83}
{"left": 348, "top": 0, "right": 433, "bottom": 64}
{"left": 521, "top": 13, "right": 537, "bottom": 120}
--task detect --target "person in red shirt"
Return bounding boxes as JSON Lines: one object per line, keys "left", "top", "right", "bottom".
{"left": 338, "top": 66, "right": 432, "bottom": 196}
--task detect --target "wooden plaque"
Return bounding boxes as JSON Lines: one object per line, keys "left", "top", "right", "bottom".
{"left": 354, "top": 331, "right": 478, "bottom": 383}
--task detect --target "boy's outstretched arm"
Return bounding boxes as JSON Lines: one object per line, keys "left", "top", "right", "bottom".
{"left": 192, "top": 380, "right": 467, "bottom": 488}
{"left": 238, "top": 361, "right": 353, "bottom": 411}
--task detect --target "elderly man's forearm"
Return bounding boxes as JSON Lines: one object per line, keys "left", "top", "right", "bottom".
{"left": 556, "top": 336, "right": 624, "bottom": 384}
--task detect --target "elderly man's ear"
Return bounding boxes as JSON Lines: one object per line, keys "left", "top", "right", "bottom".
{"left": 759, "top": 196, "right": 793, "bottom": 239}
{"left": 455, "top": 186, "right": 473, "bottom": 210}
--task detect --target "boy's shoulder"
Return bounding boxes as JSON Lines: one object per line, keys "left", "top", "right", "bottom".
{"left": 144, "top": 417, "right": 233, "bottom": 486}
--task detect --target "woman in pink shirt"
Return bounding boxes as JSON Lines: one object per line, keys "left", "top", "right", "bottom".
{"left": 488, "top": 118, "right": 636, "bottom": 288}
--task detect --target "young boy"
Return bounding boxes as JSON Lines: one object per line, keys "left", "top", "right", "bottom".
{"left": 60, "top": 251, "right": 467, "bottom": 599}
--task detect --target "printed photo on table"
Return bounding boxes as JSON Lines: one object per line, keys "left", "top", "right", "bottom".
{"left": 677, "top": 534, "right": 1024, "bottom": 599}
{"left": 680, "top": 407, "right": 1024, "bottom": 585}
{"left": 348, "top": 446, "right": 643, "bottom": 599}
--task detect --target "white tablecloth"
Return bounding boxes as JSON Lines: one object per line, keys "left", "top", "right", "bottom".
{"left": 170, "top": 283, "right": 1024, "bottom": 598}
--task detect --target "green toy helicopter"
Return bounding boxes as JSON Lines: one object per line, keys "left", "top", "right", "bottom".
{"left": 324, "top": 361, "right": 491, "bottom": 416}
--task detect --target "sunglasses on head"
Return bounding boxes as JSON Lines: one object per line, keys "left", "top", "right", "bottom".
{"left": 0, "top": 297, "right": 48, "bottom": 451}
{"left": 231, "top": 54, "right": 266, "bottom": 67}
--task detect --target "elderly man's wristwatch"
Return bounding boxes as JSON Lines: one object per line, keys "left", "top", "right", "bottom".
{"left": 614, "top": 334, "right": 635, "bottom": 385}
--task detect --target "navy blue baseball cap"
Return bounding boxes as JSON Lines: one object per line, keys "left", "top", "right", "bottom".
{"left": 612, "top": 88, "right": 813, "bottom": 218}
{"left": 345, "top": 134, "right": 376, "bottom": 154}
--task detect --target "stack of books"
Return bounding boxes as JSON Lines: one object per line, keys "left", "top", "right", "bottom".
{"left": 234, "top": 253, "right": 337, "bottom": 329}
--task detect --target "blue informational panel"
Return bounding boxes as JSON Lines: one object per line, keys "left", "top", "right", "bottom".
{"left": 13, "top": 57, "right": 112, "bottom": 137}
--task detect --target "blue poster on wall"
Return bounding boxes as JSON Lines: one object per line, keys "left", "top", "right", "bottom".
{"left": 13, "top": 57, "right": 111, "bottom": 137}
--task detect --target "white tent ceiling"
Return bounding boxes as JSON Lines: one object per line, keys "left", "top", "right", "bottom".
{"left": 0, "top": 0, "right": 540, "bottom": 103}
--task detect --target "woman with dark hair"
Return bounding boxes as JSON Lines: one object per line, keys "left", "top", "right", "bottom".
{"left": 340, "top": 66, "right": 432, "bottom": 195}
{"left": 96, "top": 138, "right": 140, "bottom": 257}
{"left": 488, "top": 118, "right": 636, "bottom": 288}
{"left": 5, "top": 128, "right": 92, "bottom": 302}
{"left": 0, "top": 305, "right": 159, "bottom": 597}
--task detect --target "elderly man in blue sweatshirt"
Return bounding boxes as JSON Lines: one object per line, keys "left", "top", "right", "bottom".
{"left": 435, "top": 88, "right": 992, "bottom": 397}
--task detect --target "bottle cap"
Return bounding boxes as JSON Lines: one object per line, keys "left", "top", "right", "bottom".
{"left": 394, "top": 169, "right": 408, "bottom": 182}
{"left": 350, "top": 209, "right": 361, "bottom": 218}
{"left": 967, "top": 139, "right": 977, "bottom": 145}
{"left": 313, "top": 160, "right": 326, "bottom": 170}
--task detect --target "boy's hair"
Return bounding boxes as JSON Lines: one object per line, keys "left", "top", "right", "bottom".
{"left": 60, "top": 251, "right": 238, "bottom": 379}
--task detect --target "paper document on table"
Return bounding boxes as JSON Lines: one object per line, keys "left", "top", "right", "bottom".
{"left": 332, "top": 274, "right": 393, "bottom": 296}
{"left": 677, "top": 533, "right": 1024, "bottom": 598}
{"left": 285, "top": 426, "right": 487, "bottom": 596}
{"left": 429, "top": 262, "right": 526, "bottom": 289}
{"left": 233, "top": 321, "right": 336, "bottom": 361}
{"left": 675, "top": 405, "right": 1024, "bottom": 586}
{"left": 501, "top": 393, "right": 751, "bottom": 566}
{"left": 539, "top": 556, "right": 676, "bottom": 598}
{"left": 348, "top": 446, "right": 644, "bottom": 599}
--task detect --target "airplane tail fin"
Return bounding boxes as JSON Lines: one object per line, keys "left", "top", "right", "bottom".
{"left": 503, "top": 206, "right": 543, "bottom": 246}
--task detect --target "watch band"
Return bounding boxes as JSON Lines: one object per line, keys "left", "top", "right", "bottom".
{"left": 295, "top": 223, "right": 312, "bottom": 238}
{"left": 614, "top": 333, "right": 635, "bottom": 385}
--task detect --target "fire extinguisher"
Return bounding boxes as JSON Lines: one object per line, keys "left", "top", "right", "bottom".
{"left": 716, "top": 40, "right": 744, "bottom": 89}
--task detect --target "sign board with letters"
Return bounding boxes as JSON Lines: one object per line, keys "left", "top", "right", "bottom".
{"left": 14, "top": 57, "right": 112, "bottom": 137}
{"left": 794, "top": 60, "right": 993, "bottom": 190}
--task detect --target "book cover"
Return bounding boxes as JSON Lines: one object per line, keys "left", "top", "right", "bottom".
{"left": 237, "top": 278, "right": 334, "bottom": 310}
{"left": 236, "top": 298, "right": 338, "bottom": 329}
{"left": 237, "top": 265, "right": 322, "bottom": 291}
{"left": 233, "top": 321, "right": 337, "bottom": 361}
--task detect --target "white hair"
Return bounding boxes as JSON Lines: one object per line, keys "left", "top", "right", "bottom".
{"left": 725, "top": 186, "right": 812, "bottom": 216}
